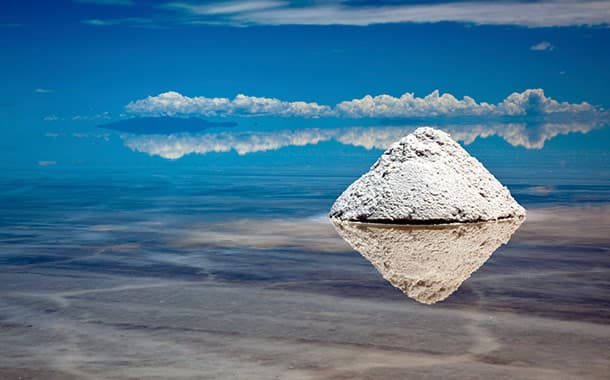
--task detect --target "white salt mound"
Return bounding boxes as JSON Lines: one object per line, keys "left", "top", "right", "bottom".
{"left": 329, "top": 127, "right": 526, "bottom": 223}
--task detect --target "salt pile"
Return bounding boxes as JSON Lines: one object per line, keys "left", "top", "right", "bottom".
{"left": 329, "top": 127, "right": 525, "bottom": 224}
{"left": 332, "top": 219, "right": 523, "bottom": 304}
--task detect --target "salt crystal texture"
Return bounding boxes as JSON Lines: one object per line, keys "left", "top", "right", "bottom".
{"left": 332, "top": 218, "right": 523, "bottom": 304}
{"left": 329, "top": 127, "right": 526, "bottom": 223}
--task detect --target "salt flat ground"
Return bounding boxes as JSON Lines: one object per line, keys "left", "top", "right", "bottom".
{"left": 0, "top": 172, "right": 609, "bottom": 379}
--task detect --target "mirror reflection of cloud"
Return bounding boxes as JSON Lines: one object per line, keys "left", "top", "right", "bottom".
{"left": 120, "top": 120, "right": 607, "bottom": 160}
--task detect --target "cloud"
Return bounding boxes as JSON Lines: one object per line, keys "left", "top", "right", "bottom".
{"left": 81, "top": 17, "right": 162, "bottom": 28}
{"left": 334, "top": 90, "right": 496, "bottom": 118}
{"left": 74, "top": 0, "right": 134, "bottom": 5}
{"left": 82, "top": 1, "right": 610, "bottom": 28}
{"left": 164, "top": 1, "right": 283, "bottom": 15}
{"left": 125, "top": 91, "right": 332, "bottom": 117}
{"left": 126, "top": 89, "right": 599, "bottom": 119}
{"left": 495, "top": 89, "right": 593, "bottom": 116}
{"left": 530, "top": 41, "right": 555, "bottom": 51}
{"left": 162, "top": 0, "right": 610, "bottom": 28}
{"left": 38, "top": 161, "right": 57, "bottom": 167}
{"left": 35, "top": 88, "right": 54, "bottom": 94}
{"left": 121, "top": 118, "right": 607, "bottom": 159}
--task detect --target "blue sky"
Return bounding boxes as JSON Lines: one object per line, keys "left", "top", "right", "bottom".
{"left": 1, "top": 0, "right": 609, "bottom": 167}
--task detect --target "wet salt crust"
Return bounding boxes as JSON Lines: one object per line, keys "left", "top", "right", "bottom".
{"left": 330, "top": 127, "right": 526, "bottom": 224}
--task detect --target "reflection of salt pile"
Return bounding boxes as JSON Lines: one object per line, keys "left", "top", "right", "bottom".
{"left": 330, "top": 127, "right": 526, "bottom": 223}
{"left": 332, "top": 219, "right": 523, "bottom": 304}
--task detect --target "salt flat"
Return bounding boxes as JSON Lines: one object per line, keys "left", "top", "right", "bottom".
{"left": 1, "top": 204, "right": 608, "bottom": 379}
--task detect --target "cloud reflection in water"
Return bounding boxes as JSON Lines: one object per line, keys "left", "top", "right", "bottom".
{"left": 120, "top": 119, "right": 607, "bottom": 159}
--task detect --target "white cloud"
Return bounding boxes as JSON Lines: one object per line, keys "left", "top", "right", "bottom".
{"left": 74, "top": 0, "right": 134, "bottom": 5}
{"left": 530, "top": 41, "right": 555, "bottom": 51}
{"left": 126, "top": 88, "right": 599, "bottom": 119}
{"left": 82, "top": 19, "right": 116, "bottom": 26}
{"left": 335, "top": 90, "right": 496, "bottom": 117}
{"left": 81, "top": 17, "right": 160, "bottom": 28}
{"left": 496, "top": 89, "right": 594, "bottom": 116}
{"left": 121, "top": 119, "right": 607, "bottom": 159}
{"left": 35, "top": 88, "right": 54, "bottom": 94}
{"left": 165, "top": 1, "right": 283, "bottom": 15}
{"left": 164, "top": 0, "right": 610, "bottom": 28}
{"left": 125, "top": 91, "right": 332, "bottom": 117}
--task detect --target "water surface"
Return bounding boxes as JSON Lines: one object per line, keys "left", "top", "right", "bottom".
{"left": 1, "top": 124, "right": 609, "bottom": 379}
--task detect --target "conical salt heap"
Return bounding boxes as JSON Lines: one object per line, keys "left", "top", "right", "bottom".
{"left": 330, "top": 127, "right": 525, "bottom": 223}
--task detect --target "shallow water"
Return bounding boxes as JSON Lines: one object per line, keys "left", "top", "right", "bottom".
{"left": 1, "top": 126, "right": 609, "bottom": 379}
